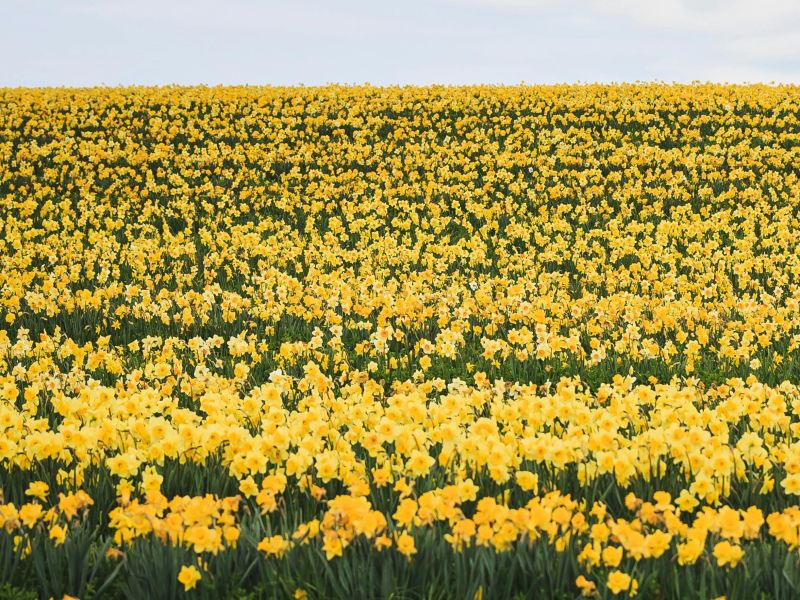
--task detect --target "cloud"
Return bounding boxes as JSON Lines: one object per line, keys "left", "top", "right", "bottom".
{"left": 729, "top": 32, "right": 800, "bottom": 59}
{"left": 607, "top": 0, "right": 799, "bottom": 33}
{"left": 73, "top": 0, "right": 346, "bottom": 35}
{"left": 452, "top": 0, "right": 800, "bottom": 34}
{"left": 689, "top": 64, "right": 800, "bottom": 83}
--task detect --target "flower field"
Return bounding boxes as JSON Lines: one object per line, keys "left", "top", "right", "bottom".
{"left": 1, "top": 84, "right": 800, "bottom": 599}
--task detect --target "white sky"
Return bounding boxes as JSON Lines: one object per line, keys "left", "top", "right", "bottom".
{"left": 1, "top": 0, "right": 799, "bottom": 87}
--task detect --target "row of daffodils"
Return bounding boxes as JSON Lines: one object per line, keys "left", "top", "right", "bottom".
{"left": 1, "top": 84, "right": 799, "bottom": 598}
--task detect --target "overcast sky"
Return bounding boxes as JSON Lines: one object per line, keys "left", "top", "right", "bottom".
{"left": 2, "top": 0, "right": 799, "bottom": 87}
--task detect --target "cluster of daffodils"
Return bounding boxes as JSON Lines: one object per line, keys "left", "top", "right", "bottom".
{"left": 0, "top": 487, "right": 93, "bottom": 551}
{"left": 109, "top": 492, "right": 241, "bottom": 553}
{"left": 1, "top": 84, "right": 800, "bottom": 597}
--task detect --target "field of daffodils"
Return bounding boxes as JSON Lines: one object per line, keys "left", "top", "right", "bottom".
{"left": 1, "top": 84, "right": 800, "bottom": 599}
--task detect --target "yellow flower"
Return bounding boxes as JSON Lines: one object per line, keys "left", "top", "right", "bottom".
{"left": 18, "top": 503, "right": 43, "bottom": 527}
{"left": 395, "top": 532, "right": 417, "bottom": 558}
{"left": 239, "top": 477, "right": 259, "bottom": 498}
{"left": 575, "top": 575, "right": 596, "bottom": 597}
{"left": 177, "top": 565, "right": 201, "bottom": 591}
{"left": 25, "top": 481, "right": 49, "bottom": 502}
{"left": 675, "top": 489, "right": 698, "bottom": 512}
{"left": 607, "top": 570, "right": 638, "bottom": 595}
{"left": 677, "top": 537, "right": 704, "bottom": 565}
{"left": 375, "top": 534, "right": 392, "bottom": 550}
{"left": 234, "top": 361, "right": 250, "bottom": 379}
{"left": 781, "top": 473, "right": 800, "bottom": 496}
{"left": 49, "top": 523, "right": 67, "bottom": 546}
{"left": 394, "top": 498, "right": 418, "bottom": 528}
{"left": 258, "top": 535, "right": 290, "bottom": 558}
{"left": 602, "top": 545, "right": 623, "bottom": 567}
{"left": 153, "top": 362, "right": 171, "bottom": 379}
{"left": 713, "top": 541, "right": 744, "bottom": 568}
{"left": 106, "top": 548, "right": 124, "bottom": 560}
{"left": 406, "top": 450, "right": 434, "bottom": 478}
{"left": 515, "top": 471, "right": 538, "bottom": 492}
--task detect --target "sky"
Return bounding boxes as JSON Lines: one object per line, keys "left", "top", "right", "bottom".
{"left": 1, "top": 0, "right": 799, "bottom": 87}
